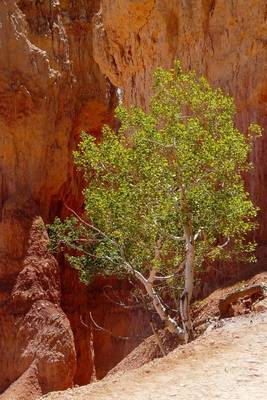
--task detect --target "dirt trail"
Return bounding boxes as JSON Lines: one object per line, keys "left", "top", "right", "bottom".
{"left": 42, "top": 311, "right": 267, "bottom": 400}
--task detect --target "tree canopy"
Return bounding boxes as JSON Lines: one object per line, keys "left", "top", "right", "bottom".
{"left": 49, "top": 61, "right": 261, "bottom": 341}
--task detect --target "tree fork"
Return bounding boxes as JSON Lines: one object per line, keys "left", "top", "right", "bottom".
{"left": 130, "top": 267, "right": 184, "bottom": 340}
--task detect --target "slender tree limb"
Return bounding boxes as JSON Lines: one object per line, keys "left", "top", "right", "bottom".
{"left": 148, "top": 268, "right": 157, "bottom": 284}
{"left": 218, "top": 237, "right": 230, "bottom": 249}
{"left": 64, "top": 203, "right": 121, "bottom": 250}
{"left": 169, "top": 234, "right": 186, "bottom": 242}
{"left": 139, "top": 288, "right": 166, "bottom": 357}
{"left": 103, "top": 286, "right": 143, "bottom": 309}
{"left": 194, "top": 229, "right": 203, "bottom": 241}
{"left": 149, "top": 322, "right": 166, "bottom": 357}
{"left": 153, "top": 274, "right": 178, "bottom": 281}
{"left": 89, "top": 312, "right": 144, "bottom": 341}
{"left": 80, "top": 315, "right": 89, "bottom": 328}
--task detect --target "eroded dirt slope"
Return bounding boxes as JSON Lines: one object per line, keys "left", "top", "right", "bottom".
{"left": 42, "top": 311, "right": 267, "bottom": 400}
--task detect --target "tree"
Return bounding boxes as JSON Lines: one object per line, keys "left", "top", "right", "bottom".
{"left": 49, "top": 61, "right": 261, "bottom": 343}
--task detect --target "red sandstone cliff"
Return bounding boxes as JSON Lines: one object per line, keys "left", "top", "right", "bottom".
{"left": 0, "top": 0, "right": 266, "bottom": 398}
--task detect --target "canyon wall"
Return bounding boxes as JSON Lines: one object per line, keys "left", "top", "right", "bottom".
{"left": 0, "top": 0, "right": 115, "bottom": 397}
{"left": 0, "top": 0, "right": 266, "bottom": 398}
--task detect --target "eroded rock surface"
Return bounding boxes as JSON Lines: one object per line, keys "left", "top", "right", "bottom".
{"left": 0, "top": 212, "right": 76, "bottom": 398}
{"left": 0, "top": 0, "right": 115, "bottom": 397}
{"left": 0, "top": 0, "right": 267, "bottom": 398}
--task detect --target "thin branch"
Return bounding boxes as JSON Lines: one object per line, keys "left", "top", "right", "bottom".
{"left": 64, "top": 203, "right": 104, "bottom": 236}
{"left": 153, "top": 274, "right": 178, "bottom": 281}
{"left": 57, "top": 239, "right": 120, "bottom": 266}
{"left": 64, "top": 203, "right": 120, "bottom": 250}
{"left": 74, "top": 238, "right": 100, "bottom": 244}
{"left": 80, "top": 315, "right": 89, "bottom": 328}
{"left": 218, "top": 237, "right": 230, "bottom": 249}
{"left": 82, "top": 249, "right": 120, "bottom": 265}
{"left": 169, "top": 234, "right": 186, "bottom": 242}
{"left": 154, "top": 288, "right": 181, "bottom": 314}
{"left": 139, "top": 289, "right": 166, "bottom": 357}
{"left": 103, "top": 286, "right": 142, "bottom": 309}
{"left": 194, "top": 229, "right": 203, "bottom": 241}
{"left": 89, "top": 312, "right": 143, "bottom": 341}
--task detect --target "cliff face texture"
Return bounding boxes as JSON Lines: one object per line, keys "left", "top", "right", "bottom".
{"left": 0, "top": 0, "right": 266, "bottom": 398}
{"left": 0, "top": 0, "right": 114, "bottom": 397}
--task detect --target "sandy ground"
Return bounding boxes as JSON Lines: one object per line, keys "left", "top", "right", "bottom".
{"left": 42, "top": 310, "right": 267, "bottom": 400}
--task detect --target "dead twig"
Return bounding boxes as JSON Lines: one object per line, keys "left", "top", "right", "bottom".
{"left": 103, "top": 285, "right": 143, "bottom": 309}
{"left": 89, "top": 312, "right": 144, "bottom": 341}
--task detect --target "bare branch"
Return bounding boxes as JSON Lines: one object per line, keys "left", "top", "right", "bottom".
{"left": 64, "top": 203, "right": 121, "bottom": 251}
{"left": 194, "top": 229, "right": 203, "bottom": 241}
{"left": 80, "top": 315, "right": 89, "bottom": 328}
{"left": 103, "top": 286, "right": 142, "bottom": 309}
{"left": 82, "top": 249, "right": 120, "bottom": 265}
{"left": 153, "top": 274, "right": 178, "bottom": 281}
{"left": 65, "top": 203, "right": 106, "bottom": 236}
{"left": 218, "top": 237, "right": 230, "bottom": 249}
{"left": 169, "top": 234, "right": 186, "bottom": 242}
{"left": 89, "top": 312, "right": 143, "bottom": 340}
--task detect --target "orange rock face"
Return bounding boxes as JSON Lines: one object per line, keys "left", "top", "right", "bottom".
{"left": 0, "top": 0, "right": 267, "bottom": 398}
{"left": 0, "top": 0, "right": 115, "bottom": 397}
{"left": 0, "top": 211, "right": 76, "bottom": 398}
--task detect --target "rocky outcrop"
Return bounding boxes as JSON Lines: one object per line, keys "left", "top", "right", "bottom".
{"left": 0, "top": 210, "right": 76, "bottom": 398}
{"left": 0, "top": 0, "right": 267, "bottom": 398}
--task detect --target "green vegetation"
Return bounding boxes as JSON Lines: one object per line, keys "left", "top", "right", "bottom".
{"left": 49, "top": 61, "right": 261, "bottom": 342}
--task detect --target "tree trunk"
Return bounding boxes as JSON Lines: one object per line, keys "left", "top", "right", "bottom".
{"left": 167, "top": 145, "right": 195, "bottom": 343}
{"left": 180, "top": 227, "right": 195, "bottom": 343}
{"left": 131, "top": 268, "right": 184, "bottom": 340}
